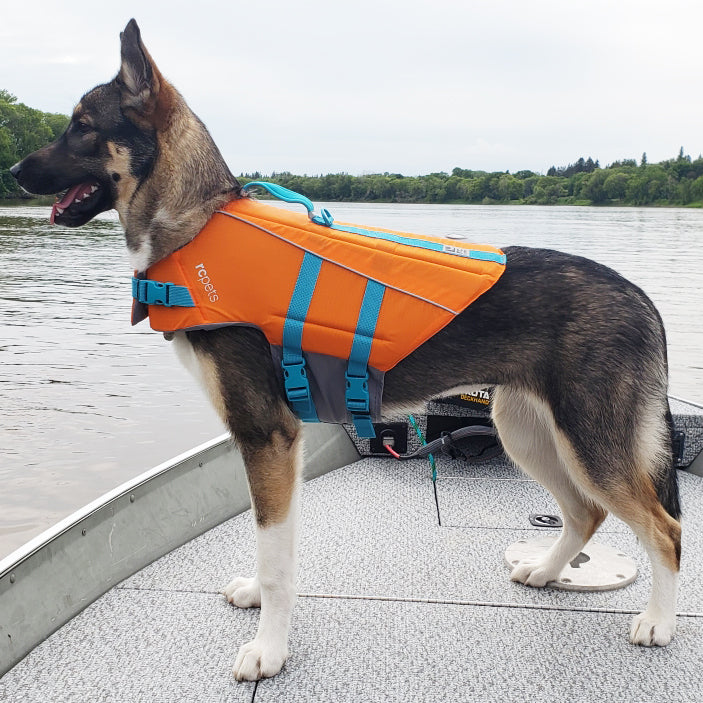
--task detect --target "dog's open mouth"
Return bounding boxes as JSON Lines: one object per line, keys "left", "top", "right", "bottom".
{"left": 51, "top": 182, "right": 110, "bottom": 226}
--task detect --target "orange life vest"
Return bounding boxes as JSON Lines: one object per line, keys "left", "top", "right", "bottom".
{"left": 132, "top": 183, "right": 506, "bottom": 436}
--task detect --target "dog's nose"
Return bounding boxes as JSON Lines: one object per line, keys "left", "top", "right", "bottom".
{"left": 9, "top": 162, "right": 22, "bottom": 179}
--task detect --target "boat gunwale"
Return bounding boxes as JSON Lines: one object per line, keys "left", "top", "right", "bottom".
{"left": 0, "top": 424, "right": 360, "bottom": 677}
{"left": 0, "top": 433, "right": 232, "bottom": 581}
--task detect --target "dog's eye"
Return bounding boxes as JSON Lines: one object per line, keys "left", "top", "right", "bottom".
{"left": 75, "top": 121, "right": 93, "bottom": 134}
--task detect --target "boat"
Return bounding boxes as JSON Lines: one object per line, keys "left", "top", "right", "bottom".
{"left": 1, "top": 396, "right": 702, "bottom": 701}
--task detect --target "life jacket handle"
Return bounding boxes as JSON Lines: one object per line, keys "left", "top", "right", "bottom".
{"left": 242, "top": 181, "right": 334, "bottom": 227}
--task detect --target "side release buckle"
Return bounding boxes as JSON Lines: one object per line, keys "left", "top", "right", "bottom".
{"left": 282, "top": 359, "right": 316, "bottom": 420}
{"left": 345, "top": 371, "right": 375, "bottom": 438}
{"left": 131, "top": 277, "right": 195, "bottom": 307}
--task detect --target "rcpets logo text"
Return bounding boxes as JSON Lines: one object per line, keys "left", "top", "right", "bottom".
{"left": 195, "top": 263, "right": 219, "bottom": 302}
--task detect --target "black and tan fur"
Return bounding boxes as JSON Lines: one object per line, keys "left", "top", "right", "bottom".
{"left": 11, "top": 19, "right": 682, "bottom": 681}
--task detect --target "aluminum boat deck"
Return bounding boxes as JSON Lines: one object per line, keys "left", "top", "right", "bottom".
{"left": 2, "top": 399, "right": 703, "bottom": 702}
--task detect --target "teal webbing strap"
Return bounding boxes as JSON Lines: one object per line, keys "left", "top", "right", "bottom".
{"left": 243, "top": 181, "right": 316, "bottom": 213}
{"left": 131, "top": 277, "right": 195, "bottom": 307}
{"left": 242, "top": 181, "right": 506, "bottom": 265}
{"left": 242, "top": 181, "right": 334, "bottom": 226}
{"left": 281, "top": 253, "right": 322, "bottom": 422}
{"left": 345, "top": 280, "right": 385, "bottom": 438}
{"left": 330, "top": 224, "right": 507, "bottom": 264}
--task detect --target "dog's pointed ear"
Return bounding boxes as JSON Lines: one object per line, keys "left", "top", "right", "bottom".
{"left": 117, "top": 19, "right": 173, "bottom": 128}
{"left": 119, "top": 20, "right": 153, "bottom": 103}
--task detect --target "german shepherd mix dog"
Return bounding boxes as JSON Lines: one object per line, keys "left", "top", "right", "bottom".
{"left": 11, "top": 20, "right": 681, "bottom": 681}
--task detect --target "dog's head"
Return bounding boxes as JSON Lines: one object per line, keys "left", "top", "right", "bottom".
{"left": 10, "top": 19, "right": 170, "bottom": 227}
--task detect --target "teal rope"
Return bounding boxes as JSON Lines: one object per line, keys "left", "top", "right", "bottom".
{"left": 408, "top": 414, "right": 437, "bottom": 482}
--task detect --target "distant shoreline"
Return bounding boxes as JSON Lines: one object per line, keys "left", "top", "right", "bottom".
{"left": 2, "top": 195, "right": 702, "bottom": 209}
{"left": 1, "top": 195, "right": 56, "bottom": 206}
{"left": 233, "top": 163, "right": 703, "bottom": 208}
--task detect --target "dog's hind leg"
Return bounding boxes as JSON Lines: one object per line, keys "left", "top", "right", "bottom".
{"left": 561, "top": 395, "right": 681, "bottom": 646}
{"left": 495, "top": 384, "right": 681, "bottom": 645}
{"left": 584, "top": 401, "right": 681, "bottom": 646}
{"left": 616, "top": 486, "right": 681, "bottom": 646}
{"left": 620, "top": 402, "right": 682, "bottom": 645}
{"left": 492, "top": 387, "right": 607, "bottom": 587}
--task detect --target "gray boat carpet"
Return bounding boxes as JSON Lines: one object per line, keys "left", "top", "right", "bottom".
{"left": 2, "top": 455, "right": 703, "bottom": 702}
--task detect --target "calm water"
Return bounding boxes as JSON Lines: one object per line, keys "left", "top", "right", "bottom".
{"left": 1, "top": 202, "right": 701, "bottom": 558}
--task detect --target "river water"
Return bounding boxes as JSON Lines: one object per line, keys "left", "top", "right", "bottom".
{"left": 1, "top": 202, "right": 701, "bottom": 558}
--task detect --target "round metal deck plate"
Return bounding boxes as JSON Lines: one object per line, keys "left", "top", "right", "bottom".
{"left": 504, "top": 536, "right": 638, "bottom": 591}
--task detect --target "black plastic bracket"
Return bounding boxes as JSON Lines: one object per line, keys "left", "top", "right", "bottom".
{"left": 369, "top": 423, "right": 408, "bottom": 455}
{"left": 529, "top": 513, "right": 563, "bottom": 528}
{"left": 672, "top": 431, "right": 686, "bottom": 465}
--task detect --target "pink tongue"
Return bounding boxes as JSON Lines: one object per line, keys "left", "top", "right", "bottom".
{"left": 50, "top": 183, "right": 95, "bottom": 224}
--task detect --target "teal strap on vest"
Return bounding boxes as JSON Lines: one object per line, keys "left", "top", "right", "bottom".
{"left": 132, "top": 277, "right": 195, "bottom": 307}
{"left": 242, "top": 181, "right": 505, "bottom": 264}
{"left": 330, "top": 224, "right": 507, "bottom": 264}
{"left": 345, "top": 280, "right": 385, "bottom": 438}
{"left": 242, "top": 181, "right": 334, "bottom": 226}
{"left": 281, "top": 252, "right": 322, "bottom": 422}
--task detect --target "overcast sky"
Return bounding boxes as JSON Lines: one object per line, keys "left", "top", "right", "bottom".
{"left": 2, "top": 1, "right": 702, "bottom": 176}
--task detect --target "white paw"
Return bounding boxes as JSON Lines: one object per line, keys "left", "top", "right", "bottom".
{"left": 510, "top": 559, "right": 557, "bottom": 588}
{"left": 630, "top": 611, "right": 676, "bottom": 646}
{"left": 233, "top": 638, "right": 288, "bottom": 681}
{"left": 221, "top": 576, "right": 261, "bottom": 608}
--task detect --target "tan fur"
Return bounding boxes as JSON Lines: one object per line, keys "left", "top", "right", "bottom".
{"left": 150, "top": 64, "right": 176, "bottom": 132}
{"left": 243, "top": 430, "right": 302, "bottom": 528}
{"left": 171, "top": 330, "right": 300, "bottom": 528}
{"left": 598, "top": 477, "right": 681, "bottom": 572}
{"left": 106, "top": 142, "right": 139, "bottom": 225}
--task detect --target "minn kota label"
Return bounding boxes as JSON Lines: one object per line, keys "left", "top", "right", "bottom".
{"left": 437, "top": 388, "right": 492, "bottom": 410}
{"left": 460, "top": 388, "right": 491, "bottom": 406}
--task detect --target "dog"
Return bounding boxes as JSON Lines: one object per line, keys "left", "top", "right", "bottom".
{"left": 10, "top": 19, "right": 681, "bottom": 681}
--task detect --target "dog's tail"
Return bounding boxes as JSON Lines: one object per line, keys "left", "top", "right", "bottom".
{"left": 654, "top": 406, "right": 682, "bottom": 521}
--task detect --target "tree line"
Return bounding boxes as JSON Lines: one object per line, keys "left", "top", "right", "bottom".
{"left": 3, "top": 89, "right": 703, "bottom": 207}
{"left": 0, "top": 90, "right": 69, "bottom": 197}
{"left": 241, "top": 150, "right": 703, "bottom": 207}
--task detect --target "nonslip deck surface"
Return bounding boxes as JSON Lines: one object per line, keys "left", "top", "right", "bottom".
{"left": 2, "top": 456, "right": 703, "bottom": 702}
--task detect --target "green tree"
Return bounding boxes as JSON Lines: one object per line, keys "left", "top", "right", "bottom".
{"left": 604, "top": 172, "right": 629, "bottom": 201}
{"left": 45, "top": 112, "right": 69, "bottom": 140}
{"left": 530, "top": 176, "right": 566, "bottom": 204}
{"left": 1, "top": 91, "right": 70, "bottom": 198}
{"left": 690, "top": 175, "right": 703, "bottom": 203}
{"left": 580, "top": 169, "right": 609, "bottom": 204}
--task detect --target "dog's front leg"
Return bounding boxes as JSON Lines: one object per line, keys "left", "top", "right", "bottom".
{"left": 176, "top": 328, "right": 301, "bottom": 680}
{"left": 225, "top": 430, "right": 302, "bottom": 681}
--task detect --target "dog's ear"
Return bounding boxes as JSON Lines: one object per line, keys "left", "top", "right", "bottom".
{"left": 119, "top": 20, "right": 153, "bottom": 103}
{"left": 118, "top": 19, "right": 173, "bottom": 130}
